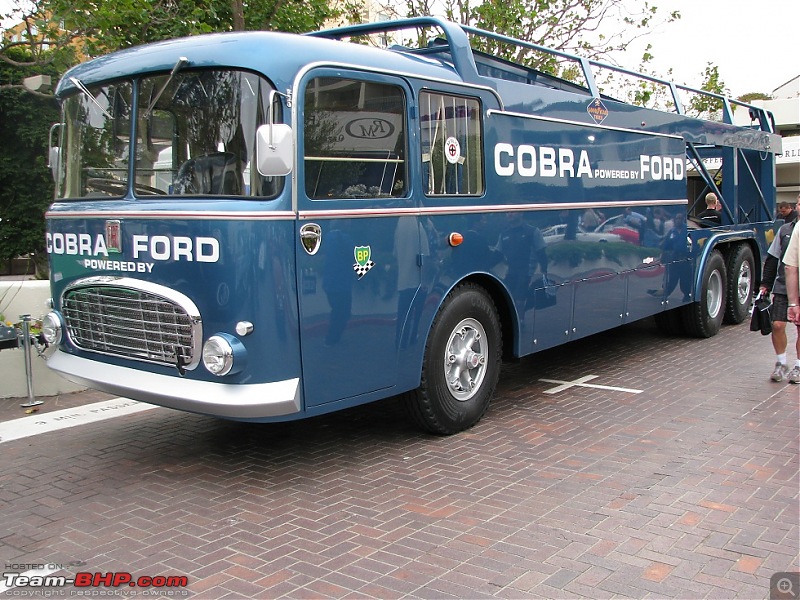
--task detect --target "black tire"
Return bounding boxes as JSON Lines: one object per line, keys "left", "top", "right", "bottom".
{"left": 723, "top": 244, "right": 755, "bottom": 324}
{"left": 403, "top": 283, "right": 502, "bottom": 435}
{"left": 682, "top": 250, "right": 727, "bottom": 338}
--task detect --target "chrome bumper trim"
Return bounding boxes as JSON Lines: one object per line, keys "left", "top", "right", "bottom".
{"left": 47, "top": 350, "right": 301, "bottom": 419}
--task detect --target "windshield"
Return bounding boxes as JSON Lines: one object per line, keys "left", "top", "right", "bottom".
{"left": 57, "top": 69, "right": 283, "bottom": 199}
{"left": 58, "top": 81, "right": 132, "bottom": 199}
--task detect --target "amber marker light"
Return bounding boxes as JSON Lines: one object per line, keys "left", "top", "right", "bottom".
{"left": 449, "top": 232, "right": 464, "bottom": 247}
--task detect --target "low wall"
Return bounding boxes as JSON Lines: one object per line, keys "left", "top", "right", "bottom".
{"left": 0, "top": 280, "right": 86, "bottom": 399}
{"left": 0, "top": 257, "right": 36, "bottom": 276}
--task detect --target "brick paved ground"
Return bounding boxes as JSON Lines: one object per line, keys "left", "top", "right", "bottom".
{"left": 1, "top": 317, "right": 798, "bottom": 599}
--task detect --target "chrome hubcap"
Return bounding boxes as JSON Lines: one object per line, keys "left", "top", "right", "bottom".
{"left": 444, "top": 318, "right": 488, "bottom": 402}
{"left": 737, "top": 260, "right": 752, "bottom": 305}
{"left": 707, "top": 270, "right": 723, "bottom": 319}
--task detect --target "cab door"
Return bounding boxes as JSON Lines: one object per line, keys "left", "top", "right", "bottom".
{"left": 295, "top": 71, "right": 417, "bottom": 407}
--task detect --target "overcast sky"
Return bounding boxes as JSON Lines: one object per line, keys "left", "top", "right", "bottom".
{"left": 615, "top": 0, "right": 799, "bottom": 98}
{"left": 2, "top": 0, "right": 798, "bottom": 97}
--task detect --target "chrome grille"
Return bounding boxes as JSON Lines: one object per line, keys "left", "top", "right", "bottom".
{"left": 61, "top": 278, "right": 202, "bottom": 370}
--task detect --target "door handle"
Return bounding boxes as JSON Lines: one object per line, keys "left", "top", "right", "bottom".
{"left": 299, "top": 223, "right": 322, "bottom": 255}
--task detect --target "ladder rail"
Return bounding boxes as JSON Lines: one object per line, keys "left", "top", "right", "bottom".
{"left": 310, "top": 17, "right": 777, "bottom": 135}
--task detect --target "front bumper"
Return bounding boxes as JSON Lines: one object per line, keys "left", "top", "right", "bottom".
{"left": 47, "top": 350, "right": 301, "bottom": 420}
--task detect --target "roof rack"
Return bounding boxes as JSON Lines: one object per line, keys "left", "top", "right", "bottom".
{"left": 309, "top": 17, "right": 776, "bottom": 134}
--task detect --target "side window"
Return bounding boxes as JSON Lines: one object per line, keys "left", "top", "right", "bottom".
{"left": 304, "top": 77, "right": 406, "bottom": 200}
{"left": 419, "top": 91, "right": 484, "bottom": 196}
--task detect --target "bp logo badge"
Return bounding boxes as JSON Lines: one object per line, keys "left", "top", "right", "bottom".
{"left": 353, "top": 246, "right": 375, "bottom": 279}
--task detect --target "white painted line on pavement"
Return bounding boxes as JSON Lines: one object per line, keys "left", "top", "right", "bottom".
{"left": 0, "top": 398, "right": 159, "bottom": 444}
{"left": 741, "top": 385, "right": 796, "bottom": 417}
{"left": 539, "top": 375, "right": 642, "bottom": 395}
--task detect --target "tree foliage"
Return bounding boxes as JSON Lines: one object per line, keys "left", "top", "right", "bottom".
{"left": 398, "top": 0, "right": 680, "bottom": 76}
{"left": 41, "top": 0, "right": 355, "bottom": 57}
{"left": 1, "top": 2, "right": 77, "bottom": 97}
{"left": 687, "top": 63, "right": 728, "bottom": 119}
{"left": 1, "top": 0, "right": 361, "bottom": 76}
{"left": 0, "top": 46, "right": 59, "bottom": 265}
{"left": 737, "top": 91, "right": 772, "bottom": 104}
{"left": 591, "top": 47, "right": 677, "bottom": 110}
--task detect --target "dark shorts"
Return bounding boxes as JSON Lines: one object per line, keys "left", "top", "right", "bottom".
{"left": 771, "top": 293, "right": 789, "bottom": 322}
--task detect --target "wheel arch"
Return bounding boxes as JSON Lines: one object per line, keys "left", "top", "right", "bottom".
{"left": 692, "top": 232, "right": 762, "bottom": 296}
{"left": 431, "top": 273, "right": 516, "bottom": 363}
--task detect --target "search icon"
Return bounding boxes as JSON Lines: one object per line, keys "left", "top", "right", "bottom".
{"left": 771, "top": 573, "right": 799, "bottom": 599}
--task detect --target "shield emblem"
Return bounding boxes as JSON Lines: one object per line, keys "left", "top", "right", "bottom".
{"left": 354, "top": 246, "right": 371, "bottom": 266}
{"left": 105, "top": 220, "right": 122, "bottom": 253}
{"left": 353, "top": 245, "right": 375, "bottom": 280}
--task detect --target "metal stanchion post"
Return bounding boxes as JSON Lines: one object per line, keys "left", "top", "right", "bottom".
{"left": 19, "top": 314, "right": 44, "bottom": 408}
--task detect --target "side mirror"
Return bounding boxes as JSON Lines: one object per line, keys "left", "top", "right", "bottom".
{"left": 48, "top": 123, "right": 61, "bottom": 181}
{"left": 255, "top": 124, "right": 293, "bottom": 177}
{"left": 48, "top": 147, "right": 60, "bottom": 181}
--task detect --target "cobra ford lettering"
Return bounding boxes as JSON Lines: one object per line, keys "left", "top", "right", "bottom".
{"left": 44, "top": 18, "right": 780, "bottom": 433}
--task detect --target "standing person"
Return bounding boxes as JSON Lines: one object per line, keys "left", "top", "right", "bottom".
{"left": 777, "top": 200, "right": 798, "bottom": 224}
{"left": 784, "top": 221, "right": 800, "bottom": 326}
{"left": 760, "top": 195, "right": 800, "bottom": 383}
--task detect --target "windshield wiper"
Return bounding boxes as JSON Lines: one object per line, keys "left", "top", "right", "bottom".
{"left": 143, "top": 56, "right": 189, "bottom": 118}
{"left": 69, "top": 77, "right": 113, "bottom": 119}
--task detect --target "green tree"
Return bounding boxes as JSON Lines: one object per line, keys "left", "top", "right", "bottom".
{"left": 592, "top": 44, "right": 678, "bottom": 111}
{"left": 688, "top": 63, "right": 727, "bottom": 120}
{"left": 397, "top": 0, "right": 679, "bottom": 77}
{"left": 737, "top": 91, "right": 772, "bottom": 103}
{"left": 0, "top": 46, "right": 59, "bottom": 273}
{"left": 41, "top": 0, "right": 362, "bottom": 56}
{"left": 1, "top": 2, "right": 77, "bottom": 97}
{"left": 1, "top": 0, "right": 363, "bottom": 82}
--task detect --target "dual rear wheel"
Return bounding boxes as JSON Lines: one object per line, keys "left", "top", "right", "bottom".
{"left": 724, "top": 244, "right": 755, "bottom": 324}
{"left": 656, "top": 244, "right": 755, "bottom": 338}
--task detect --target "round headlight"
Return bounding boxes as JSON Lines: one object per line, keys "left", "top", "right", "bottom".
{"left": 202, "top": 333, "right": 247, "bottom": 376}
{"left": 202, "top": 335, "right": 234, "bottom": 376}
{"left": 42, "top": 311, "right": 63, "bottom": 345}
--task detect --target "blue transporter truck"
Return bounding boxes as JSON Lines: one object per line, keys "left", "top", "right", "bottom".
{"left": 43, "top": 18, "right": 781, "bottom": 434}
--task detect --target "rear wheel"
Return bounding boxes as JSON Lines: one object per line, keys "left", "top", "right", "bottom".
{"left": 723, "top": 244, "right": 755, "bottom": 324}
{"left": 682, "top": 250, "right": 726, "bottom": 338}
{"left": 403, "top": 283, "right": 502, "bottom": 435}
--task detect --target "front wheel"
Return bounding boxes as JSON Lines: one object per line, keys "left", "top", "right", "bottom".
{"left": 724, "top": 244, "right": 755, "bottom": 324}
{"left": 403, "top": 283, "right": 502, "bottom": 435}
{"left": 682, "top": 250, "right": 727, "bottom": 338}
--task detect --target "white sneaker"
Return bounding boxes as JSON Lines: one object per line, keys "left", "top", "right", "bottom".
{"left": 787, "top": 365, "right": 800, "bottom": 385}
{"left": 771, "top": 362, "right": 788, "bottom": 382}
